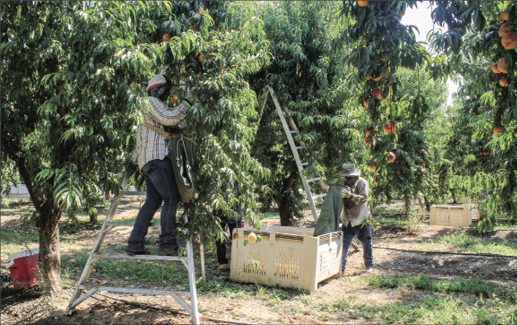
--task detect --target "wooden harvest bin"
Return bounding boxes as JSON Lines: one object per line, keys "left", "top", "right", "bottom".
{"left": 430, "top": 205, "right": 472, "bottom": 227}
{"left": 230, "top": 225, "right": 343, "bottom": 293}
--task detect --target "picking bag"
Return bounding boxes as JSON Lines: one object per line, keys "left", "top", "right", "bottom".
{"left": 169, "top": 134, "right": 198, "bottom": 203}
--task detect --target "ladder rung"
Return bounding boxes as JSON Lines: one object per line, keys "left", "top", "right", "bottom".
{"left": 107, "top": 222, "right": 159, "bottom": 227}
{"left": 78, "top": 285, "right": 191, "bottom": 297}
{"left": 301, "top": 162, "right": 309, "bottom": 166}
{"left": 120, "top": 191, "right": 147, "bottom": 196}
{"left": 93, "top": 252, "right": 185, "bottom": 262}
{"left": 290, "top": 130, "right": 299, "bottom": 134}
{"left": 306, "top": 177, "right": 322, "bottom": 183}
{"left": 283, "top": 115, "right": 291, "bottom": 118}
{"left": 312, "top": 193, "right": 328, "bottom": 200}
{"left": 295, "top": 146, "right": 305, "bottom": 150}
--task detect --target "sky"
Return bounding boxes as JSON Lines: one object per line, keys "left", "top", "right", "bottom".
{"left": 404, "top": 3, "right": 458, "bottom": 105}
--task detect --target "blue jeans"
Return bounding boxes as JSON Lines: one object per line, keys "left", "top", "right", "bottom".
{"left": 342, "top": 223, "right": 373, "bottom": 271}
{"left": 127, "top": 157, "right": 180, "bottom": 252}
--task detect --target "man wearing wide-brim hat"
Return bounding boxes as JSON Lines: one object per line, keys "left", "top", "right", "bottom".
{"left": 340, "top": 163, "right": 373, "bottom": 274}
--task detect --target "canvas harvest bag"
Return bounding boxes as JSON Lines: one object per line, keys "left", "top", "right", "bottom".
{"left": 143, "top": 122, "right": 198, "bottom": 203}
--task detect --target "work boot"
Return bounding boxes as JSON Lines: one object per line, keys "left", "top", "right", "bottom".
{"left": 158, "top": 249, "right": 178, "bottom": 256}
{"left": 125, "top": 248, "right": 151, "bottom": 256}
{"left": 364, "top": 266, "right": 373, "bottom": 273}
{"left": 217, "top": 264, "right": 228, "bottom": 272}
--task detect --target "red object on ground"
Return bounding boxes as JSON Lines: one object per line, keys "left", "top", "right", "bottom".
{"left": 7, "top": 248, "right": 39, "bottom": 290}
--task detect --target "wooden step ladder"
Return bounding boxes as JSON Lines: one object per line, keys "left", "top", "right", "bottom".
{"left": 266, "top": 86, "right": 359, "bottom": 250}
{"left": 65, "top": 172, "right": 201, "bottom": 324}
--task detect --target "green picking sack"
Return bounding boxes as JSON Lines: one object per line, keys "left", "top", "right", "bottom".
{"left": 169, "top": 135, "right": 198, "bottom": 203}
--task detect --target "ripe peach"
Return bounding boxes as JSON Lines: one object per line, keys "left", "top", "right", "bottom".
{"left": 498, "top": 10, "right": 509, "bottom": 21}
{"left": 163, "top": 34, "right": 171, "bottom": 41}
{"left": 501, "top": 31, "right": 517, "bottom": 49}
{"left": 364, "top": 99, "right": 369, "bottom": 108}
{"left": 498, "top": 58, "right": 508, "bottom": 73}
{"left": 493, "top": 126, "right": 504, "bottom": 134}
{"left": 199, "top": 55, "right": 205, "bottom": 63}
{"left": 500, "top": 78, "right": 508, "bottom": 87}
{"left": 388, "top": 152, "right": 396, "bottom": 163}
{"left": 373, "top": 88, "right": 381, "bottom": 99}
{"left": 498, "top": 22, "right": 513, "bottom": 37}
{"left": 357, "top": 1, "right": 369, "bottom": 7}
{"left": 492, "top": 64, "right": 501, "bottom": 73}
{"left": 384, "top": 121, "right": 396, "bottom": 134}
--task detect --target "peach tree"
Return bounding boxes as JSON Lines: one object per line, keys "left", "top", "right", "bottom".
{"left": 1, "top": 1, "right": 269, "bottom": 291}
{"left": 427, "top": 0, "right": 517, "bottom": 230}
{"left": 249, "top": 2, "right": 363, "bottom": 226}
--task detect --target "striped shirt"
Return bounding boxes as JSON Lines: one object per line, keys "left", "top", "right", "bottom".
{"left": 135, "top": 97, "right": 191, "bottom": 170}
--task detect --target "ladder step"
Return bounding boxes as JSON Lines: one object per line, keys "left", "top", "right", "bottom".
{"left": 306, "top": 177, "right": 322, "bottom": 183}
{"left": 107, "top": 222, "right": 159, "bottom": 227}
{"left": 295, "top": 146, "right": 305, "bottom": 150}
{"left": 78, "top": 285, "right": 191, "bottom": 297}
{"left": 93, "top": 252, "right": 186, "bottom": 262}
{"left": 312, "top": 193, "right": 328, "bottom": 200}
{"left": 120, "top": 191, "right": 147, "bottom": 196}
{"left": 290, "top": 130, "right": 299, "bottom": 134}
{"left": 301, "top": 162, "right": 309, "bottom": 167}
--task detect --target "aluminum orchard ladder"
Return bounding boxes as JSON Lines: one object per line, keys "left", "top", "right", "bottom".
{"left": 65, "top": 172, "right": 202, "bottom": 324}
{"left": 266, "top": 86, "right": 360, "bottom": 251}
{"left": 266, "top": 86, "right": 328, "bottom": 221}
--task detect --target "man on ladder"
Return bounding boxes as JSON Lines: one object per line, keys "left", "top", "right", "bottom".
{"left": 127, "top": 73, "right": 198, "bottom": 256}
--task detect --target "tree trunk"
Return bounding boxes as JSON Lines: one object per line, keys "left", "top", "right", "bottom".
{"left": 89, "top": 212, "right": 98, "bottom": 225}
{"left": 404, "top": 194, "right": 411, "bottom": 215}
{"left": 39, "top": 208, "right": 62, "bottom": 293}
{"left": 279, "top": 193, "right": 292, "bottom": 226}
{"left": 450, "top": 190, "right": 457, "bottom": 204}
{"left": 424, "top": 196, "right": 431, "bottom": 212}
{"left": 17, "top": 154, "right": 63, "bottom": 293}
{"left": 277, "top": 168, "right": 298, "bottom": 227}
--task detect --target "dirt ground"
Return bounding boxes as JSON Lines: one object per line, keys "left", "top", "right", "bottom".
{"left": 2, "top": 199, "right": 517, "bottom": 324}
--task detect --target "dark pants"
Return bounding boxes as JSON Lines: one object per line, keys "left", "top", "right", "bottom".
{"left": 216, "top": 222, "right": 238, "bottom": 265}
{"left": 342, "top": 223, "right": 373, "bottom": 271}
{"left": 128, "top": 157, "right": 180, "bottom": 252}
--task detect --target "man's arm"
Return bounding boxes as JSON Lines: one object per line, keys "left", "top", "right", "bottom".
{"left": 146, "top": 97, "right": 191, "bottom": 126}
{"left": 350, "top": 179, "right": 369, "bottom": 205}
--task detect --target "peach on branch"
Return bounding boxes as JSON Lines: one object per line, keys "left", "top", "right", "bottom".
{"left": 498, "top": 58, "right": 508, "bottom": 73}
{"left": 500, "top": 78, "right": 508, "bottom": 87}
{"left": 357, "top": 1, "right": 369, "bottom": 7}
{"left": 383, "top": 121, "right": 396, "bottom": 134}
{"left": 502, "top": 31, "right": 517, "bottom": 50}
{"left": 388, "top": 152, "right": 396, "bottom": 163}
{"left": 163, "top": 34, "right": 171, "bottom": 41}
{"left": 373, "top": 88, "right": 381, "bottom": 99}
{"left": 493, "top": 126, "right": 504, "bottom": 134}
{"left": 492, "top": 64, "right": 501, "bottom": 73}
{"left": 498, "top": 22, "right": 513, "bottom": 37}
{"left": 498, "top": 10, "right": 509, "bottom": 21}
